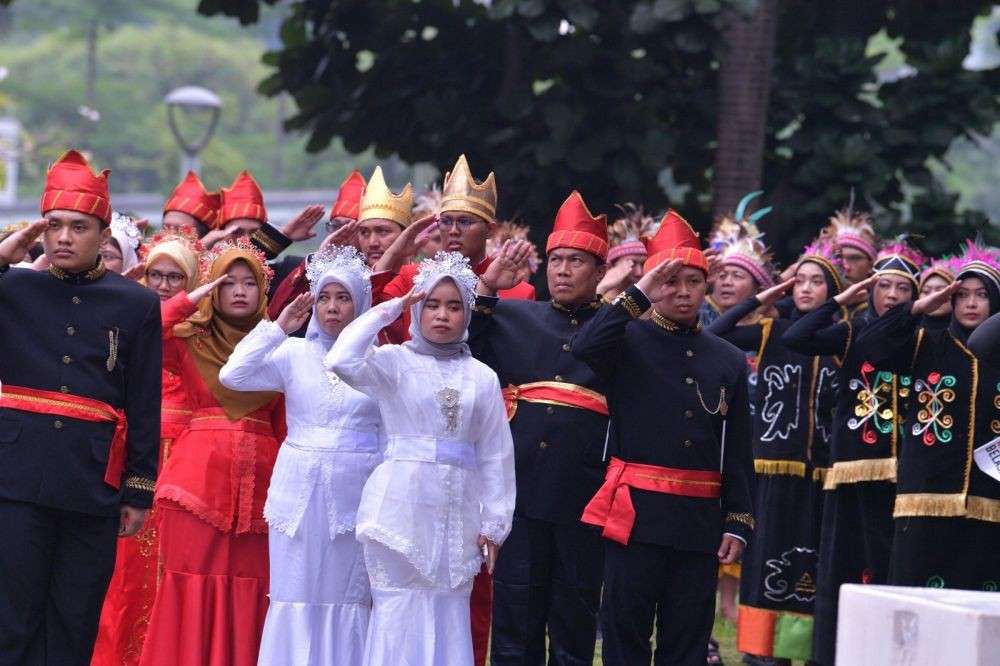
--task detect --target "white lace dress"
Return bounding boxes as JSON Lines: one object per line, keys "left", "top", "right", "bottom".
{"left": 219, "top": 320, "right": 383, "bottom": 666}
{"left": 326, "top": 297, "right": 516, "bottom": 666}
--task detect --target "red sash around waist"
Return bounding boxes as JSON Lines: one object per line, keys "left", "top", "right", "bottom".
{"left": 502, "top": 381, "right": 608, "bottom": 421}
{"left": 186, "top": 407, "right": 274, "bottom": 436}
{"left": 0, "top": 385, "right": 128, "bottom": 489}
{"left": 581, "top": 457, "right": 722, "bottom": 545}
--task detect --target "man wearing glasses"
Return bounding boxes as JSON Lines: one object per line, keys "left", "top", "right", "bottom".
{"left": 371, "top": 154, "right": 535, "bottom": 346}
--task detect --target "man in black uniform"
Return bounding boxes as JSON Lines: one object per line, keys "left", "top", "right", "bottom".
{"left": 573, "top": 211, "right": 755, "bottom": 666}
{"left": 0, "top": 150, "right": 161, "bottom": 665}
{"left": 470, "top": 191, "right": 610, "bottom": 665}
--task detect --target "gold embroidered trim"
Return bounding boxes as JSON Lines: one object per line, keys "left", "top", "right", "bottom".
{"left": 124, "top": 476, "right": 156, "bottom": 493}
{"left": 754, "top": 459, "right": 806, "bottom": 477}
{"left": 473, "top": 303, "right": 493, "bottom": 315}
{"left": 250, "top": 228, "right": 282, "bottom": 255}
{"left": 756, "top": 317, "right": 773, "bottom": 360}
{"left": 614, "top": 291, "right": 644, "bottom": 319}
{"left": 894, "top": 492, "right": 966, "bottom": 518}
{"left": 966, "top": 496, "right": 1000, "bottom": 524}
{"left": 48, "top": 259, "right": 107, "bottom": 282}
{"left": 812, "top": 467, "right": 829, "bottom": 484}
{"left": 824, "top": 457, "right": 897, "bottom": 489}
{"left": 726, "top": 512, "right": 755, "bottom": 529}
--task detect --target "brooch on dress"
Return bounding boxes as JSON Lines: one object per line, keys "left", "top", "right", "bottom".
{"left": 436, "top": 387, "right": 461, "bottom": 433}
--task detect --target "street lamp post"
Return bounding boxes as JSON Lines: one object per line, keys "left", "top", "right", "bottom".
{"left": 164, "top": 86, "right": 222, "bottom": 180}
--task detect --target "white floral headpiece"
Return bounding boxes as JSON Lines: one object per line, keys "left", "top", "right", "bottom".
{"left": 413, "top": 251, "right": 478, "bottom": 307}
{"left": 110, "top": 211, "right": 142, "bottom": 251}
{"left": 306, "top": 244, "right": 372, "bottom": 295}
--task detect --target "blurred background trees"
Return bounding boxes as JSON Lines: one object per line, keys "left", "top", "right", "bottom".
{"left": 1, "top": 0, "right": 998, "bottom": 260}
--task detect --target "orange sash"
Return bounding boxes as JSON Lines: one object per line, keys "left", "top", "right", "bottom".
{"left": 502, "top": 381, "right": 608, "bottom": 421}
{"left": 0, "top": 385, "right": 128, "bottom": 489}
{"left": 581, "top": 456, "right": 722, "bottom": 545}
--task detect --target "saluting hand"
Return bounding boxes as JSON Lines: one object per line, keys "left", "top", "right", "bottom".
{"left": 635, "top": 257, "right": 684, "bottom": 303}
{"left": 834, "top": 274, "right": 877, "bottom": 306}
{"left": 0, "top": 219, "right": 47, "bottom": 267}
{"left": 478, "top": 239, "right": 531, "bottom": 296}
{"left": 281, "top": 204, "right": 327, "bottom": 242}
{"left": 123, "top": 261, "right": 147, "bottom": 282}
{"left": 373, "top": 214, "right": 438, "bottom": 273}
{"left": 200, "top": 225, "right": 239, "bottom": 251}
{"left": 187, "top": 274, "right": 228, "bottom": 304}
{"left": 319, "top": 219, "right": 360, "bottom": 252}
{"left": 911, "top": 280, "right": 961, "bottom": 316}
{"left": 400, "top": 286, "right": 426, "bottom": 309}
{"left": 756, "top": 276, "right": 795, "bottom": 309}
{"left": 276, "top": 292, "right": 315, "bottom": 334}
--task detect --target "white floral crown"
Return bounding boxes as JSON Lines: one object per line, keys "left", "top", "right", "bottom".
{"left": 110, "top": 211, "right": 142, "bottom": 250}
{"left": 413, "top": 251, "right": 478, "bottom": 307}
{"left": 306, "top": 244, "right": 372, "bottom": 294}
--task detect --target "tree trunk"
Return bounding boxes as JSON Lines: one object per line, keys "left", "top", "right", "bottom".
{"left": 82, "top": 16, "right": 99, "bottom": 144}
{"left": 712, "top": 0, "right": 779, "bottom": 218}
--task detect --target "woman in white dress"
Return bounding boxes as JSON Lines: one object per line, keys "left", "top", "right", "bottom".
{"left": 326, "top": 251, "right": 516, "bottom": 666}
{"left": 219, "top": 245, "right": 382, "bottom": 666}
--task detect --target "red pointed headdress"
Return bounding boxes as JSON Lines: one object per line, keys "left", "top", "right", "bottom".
{"left": 545, "top": 190, "right": 609, "bottom": 261}
{"left": 220, "top": 170, "right": 267, "bottom": 225}
{"left": 163, "top": 171, "right": 222, "bottom": 228}
{"left": 643, "top": 210, "right": 706, "bottom": 273}
{"left": 40, "top": 149, "right": 112, "bottom": 224}
{"left": 330, "top": 170, "right": 366, "bottom": 221}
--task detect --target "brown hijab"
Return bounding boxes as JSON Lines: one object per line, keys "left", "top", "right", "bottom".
{"left": 174, "top": 247, "right": 277, "bottom": 420}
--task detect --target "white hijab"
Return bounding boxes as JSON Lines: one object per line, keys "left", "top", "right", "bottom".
{"left": 405, "top": 251, "right": 477, "bottom": 358}
{"left": 305, "top": 246, "right": 373, "bottom": 351}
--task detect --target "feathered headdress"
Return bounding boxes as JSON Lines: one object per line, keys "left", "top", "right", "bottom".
{"left": 607, "top": 203, "right": 659, "bottom": 264}
{"left": 199, "top": 235, "right": 274, "bottom": 292}
{"left": 413, "top": 251, "right": 478, "bottom": 307}
{"left": 819, "top": 191, "right": 878, "bottom": 260}
{"left": 874, "top": 236, "right": 926, "bottom": 287}
{"left": 413, "top": 184, "right": 444, "bottom": 219}
{"left": 920, "top": 255, "right": 962, "bottom": 288}
{"left": 799, "top": 238, "right": 846, "bottom": 294}
{"left": 955, "top": 238, "right": 1000, "bottom": 293}
{"left": 710, "top": 191, "right": 776, "bottom": 288}
{"left": 486, "top": 219, "right": 541, "bottom": 275}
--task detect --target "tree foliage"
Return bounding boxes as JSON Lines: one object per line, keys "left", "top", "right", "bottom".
{"left": 208, "top": 0, "right": 999, "bottom": 261}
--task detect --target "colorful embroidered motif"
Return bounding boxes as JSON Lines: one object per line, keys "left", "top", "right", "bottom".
{"left": 763, "top": 546, "right": 818, "bottom": 603}
{"left": 759, "top": 364, "right": 803, "bottom": 442}
{"left": 984, "top": 580, "right": 998, "bottom": 592}
{"left": 912, "top": 371, "right": 956, "bottom": 446}
{"left": 847, "top": 362, "right": 898, "bottom": 445}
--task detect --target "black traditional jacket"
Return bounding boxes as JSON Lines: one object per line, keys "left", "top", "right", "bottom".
{"left": 709, "top": 297, "right": 840, "bottom": 482}
{"left": 781, "top": 299, "right": 908, "bottom": 488}
{"left": 0, "top": 262, "right": 161, "bottom": 515}
{"left": 469, "top": 296, "right": 608, "bottom": 525}
{"left": 573, "top": 286, "right": 755, "bottom": 552}
{"left": 856, "top": 304, "right": 1000, "bottom": 522}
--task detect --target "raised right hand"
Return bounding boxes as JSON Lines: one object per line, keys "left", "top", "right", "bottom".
{"left": 187, "top": 275, "right": 228, "bottom": 303}
{"left": 276, "top": 292, "right": 315, "bottom": 334}
{"left": 400, "top": 286, "right": 426, "bottom": 309}
{"left": 0, "top": 219, "right": 47, "bottom": 267}
{"left": 757, "top": 277, "right": 795, "bottom": 308}
{"left": 912, "top": 280, "right": 961, "bottom": 316}
{"left": 319, "top": 220, "right": 360, "bottom": 252}
{"left": 635, "top": 257, "right": 684, "bottom": 303}
{"left": 479, "top": 239, "right": 531, "bottom": 294}
{"left": 834, "top": 274, "right": 877, "bottom": 306}
{"left": 373, "top": 214, "right": 438, "bottom": 273}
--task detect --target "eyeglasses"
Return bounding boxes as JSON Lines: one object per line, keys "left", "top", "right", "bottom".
{"left": 325, "top": 220, "right": 346, "bottom": 234}
{"left": 100, "top": 251, "right": 123, "bottom": 262}
{"left": 437, "top": 217, "right": 481, "bottom": 232}
{"left": 146, "top": 270, "right": 186, "bottom": 287}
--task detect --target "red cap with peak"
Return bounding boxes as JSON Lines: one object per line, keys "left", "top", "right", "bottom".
{"left": 330, "top": 170, "right": 366, "bottom": 221}
{"left": 220, "top": 170, "right": 267, "bottom": 225}
{"left": 40, "top": 149, "right": 112, "bottom": 224}
{"left": 164, "top": 171, "right": 222, "bottom": 228}
{"left": 643, "top": 210, "right": 706, "bottom": 273}
{"left": 545, "top": 190, "right": 609, "bottom": 261}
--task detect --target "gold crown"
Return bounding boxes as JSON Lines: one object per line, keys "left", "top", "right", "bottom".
{"left": 440, "top": 154, "right": 497, "bottom": 222}
{"left": 359, "top": 166, "right": 414, "bottom": 228}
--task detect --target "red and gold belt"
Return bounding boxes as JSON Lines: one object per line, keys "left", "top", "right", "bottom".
{"left": 502, "top": 381, "right": 608, "bottom": 421}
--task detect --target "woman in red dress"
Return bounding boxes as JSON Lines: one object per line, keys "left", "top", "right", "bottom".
{"left": 139, "top": 238, "right": 284, "bottom": 666}
{"left": 92, "top": 234, "right": 201, "bottom": 666}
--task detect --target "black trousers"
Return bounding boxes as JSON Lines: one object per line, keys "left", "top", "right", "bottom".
{"left": 0, "top": 499, "right": 119, "bottom": 666}
{"left": 490, "top": 515, "right": 604, "bottom": 665}
{"left": 600, "top": 540, "right": 719, "bottom": 666}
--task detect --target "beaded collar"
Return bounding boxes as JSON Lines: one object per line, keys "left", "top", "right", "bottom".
{"left": 48, "top": 258, "right": 107, "bottom": 284}
{"left": 651, "top": 310, "right": 701, "bottom": 334}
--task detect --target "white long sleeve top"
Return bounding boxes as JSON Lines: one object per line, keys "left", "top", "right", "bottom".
{"left": 326, "top": 297, "right": 516, "bottom": 588}
{"left": 219, "top": 320, "right": 383, "bottom": 538}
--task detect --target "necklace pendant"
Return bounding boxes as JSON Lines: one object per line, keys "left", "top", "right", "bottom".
{"left": 436, "top": 387, "right": 461, "bottom": 433}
